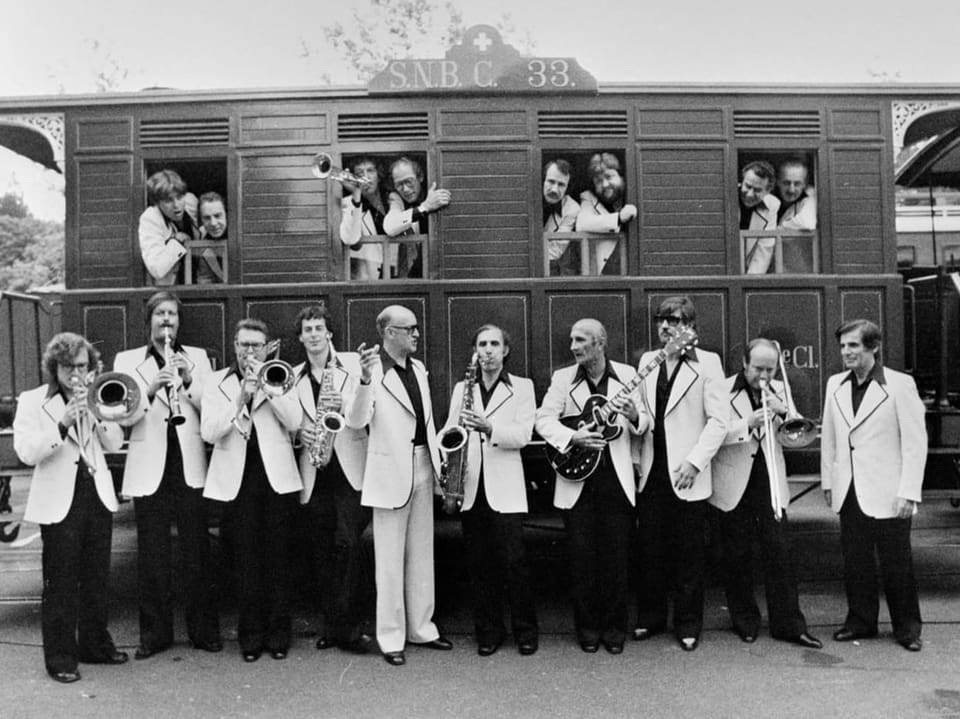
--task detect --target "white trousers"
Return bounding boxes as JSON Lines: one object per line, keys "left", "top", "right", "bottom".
{"left": 373, "top": 447, "right": 440, "bottom": 652}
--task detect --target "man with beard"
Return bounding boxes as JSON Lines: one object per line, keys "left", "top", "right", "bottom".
{"left": 340, "top": 157, "right": 392, "bottom": 280}
{"left": 384, "top": 157, "right": 451, "bottom": 278}
{"left": 575, "top": 153, "right": 637, "bottom": 275}
{"left": 114, "top": 291, "right": 221, "bottom": 660}
{"left": 739, "top": 160, "right": 781, "bottom": 274}
{"left": 542, "top": 159, "right": 580, "bottom": 275}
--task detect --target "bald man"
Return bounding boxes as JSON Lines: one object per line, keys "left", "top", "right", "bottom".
{"left": 536, "top": 318, "right": 647, "bottom": 654}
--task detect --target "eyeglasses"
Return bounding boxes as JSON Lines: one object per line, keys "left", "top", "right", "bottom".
{"left": 236, "top": 341, "right": 266, "bottom": 351}
{"left": 59, "top": 362, "right": 90, "bottom": 372}
{"left": 655, "top": 315, "right": 684, "bottom": 326}
{"left": 388, "top": 325, "right": 419, "bottom": 335}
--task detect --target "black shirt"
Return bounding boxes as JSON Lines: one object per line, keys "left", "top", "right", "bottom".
{"left": 389, "top": 358, "right": 428, "bottom": 447}
{"left": 842, "top": 362, "right": 887, "bottom": 415}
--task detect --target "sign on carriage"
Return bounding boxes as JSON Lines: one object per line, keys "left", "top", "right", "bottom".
{"left": 368, "top": 24, "right": 598, "bottom": 95}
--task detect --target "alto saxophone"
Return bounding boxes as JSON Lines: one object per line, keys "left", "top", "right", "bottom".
{"left": 438, "top": 352, "right": 478, "bottom": 514}
{"left": 309, "top": 362, "right": 345, "bottom": 468}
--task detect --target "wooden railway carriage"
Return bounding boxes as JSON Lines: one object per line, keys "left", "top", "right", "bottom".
{"left": 5, "top": 28, "right": 953, "bottom": 481}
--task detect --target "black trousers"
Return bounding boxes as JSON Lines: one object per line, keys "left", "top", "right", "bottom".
{"left": 635, "top": 469, "right": 707, "bottom": 639}
{"left": 134, "top": 432, "right": 219, "bottom": 650}
{"left": 40, "top": 471, "right": 117, "bottom": 674}
{"left": 227, "top": 443, "right": 298, "bottom": 654}
{"left": 839, "top": 490, "right": 921, "bottom": 642}
{"left": 461, "top": 475, "right": 538, "bottom": 646}
{"left": 305, "top": 456, "right": 370, "bottom": 644}
{"left": 562, "top": 463, "right": 633, "bottom": 646}
{"left": 718, "top": 463, "right": 807, "bottom": 639}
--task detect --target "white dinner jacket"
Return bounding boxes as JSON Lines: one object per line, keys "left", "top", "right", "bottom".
{"left": 637, "top": 348, "right": 728, "bottom": 502}
{"left": 545, "top": 195, "right": 580, "bottom": 261}
{"left": 200, "top": 366, "right": 303, "bottom": 501}
{"left": 535, "top": 361, "right": 647, "bottom": 509}
{"left": 293, "top": 352, "right": 369, "bottom": 503}
{"left": 355, "top": 357, "right": 442, "bottom": 510}
{"left": 114, "top": 344, "right": 211, "bottom": 497}
{"left": 820, "top": 366, "right": 927, "bottom": 519}
{"left": 13, "top": 384, "right": 123, "bottom": 524}
{"left": 443, "top": 373, "right": 535, "bottom": 513}
{"left": 575, "top": 190, "right": 622, "bottom": 273}
{"left": 744, "top": 193, "right": 782, "bottom": 274}
{"left": 709, "top": 375, "right": 790, "bottom": 513}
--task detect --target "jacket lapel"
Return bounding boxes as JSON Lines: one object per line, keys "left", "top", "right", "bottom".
{"left": 666, "top": 360, "right": 699, "bottom": 416}
{"left": 382, "top": 365, "right": 415, "bottom": 417}
{"left": 568, "top": 375, "right": 591, "bottom": 412}
{"left": 483, "top": 378, "right": 514, "bottom": 418}
{"left": 850, "top": 380, "right": 889, "bottom": 431}
{"left": 136, "top": 354, "right": 169, "bottom": 409}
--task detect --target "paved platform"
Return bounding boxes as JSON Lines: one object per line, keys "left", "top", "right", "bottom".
{"left": 2, "top": 474, "right": 960, "bottom": 718}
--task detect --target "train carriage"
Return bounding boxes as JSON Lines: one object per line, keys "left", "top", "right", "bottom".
{"left": 4, "top": 26, "right": 958, "bottom": 485}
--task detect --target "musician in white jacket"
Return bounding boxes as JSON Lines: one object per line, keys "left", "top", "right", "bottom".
{"left": 709, "top": 339, "right": 821, "bottom": 649}
{"left": 443, "top": 324, "right": 538, "bottom": 657}
{"left": 292, "top": 305, "right": 376, "bottom": 655}
{"left": 535, "top": 318, "right": 646, "bottom": 655}
{"left": 13, "top": 332, "right": 126, "bottom": 683}
{"left": 114, "top": 291, "right": 220, "bottom": 659}
{"left": 201, "top": 318, "right": 302, "bottom": 662}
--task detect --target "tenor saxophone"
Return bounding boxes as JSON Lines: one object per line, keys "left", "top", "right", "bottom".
{"left": 309, "top": 363, "right": 344, "bottom": 468}
{"left": 438, "top": 352, "right": 478, "bottom": 514}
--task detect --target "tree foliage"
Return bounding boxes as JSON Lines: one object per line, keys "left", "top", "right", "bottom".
{"left": 0, "top": 193, "right": 64, "bottom": 292}
{"left": 303, "top": 0, "right": 535, "bottom": 84}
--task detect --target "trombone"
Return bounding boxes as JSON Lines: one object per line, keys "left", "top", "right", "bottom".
{"left": 771, "top": 340, "right": 819, "bottom": 449}
{"left": 758, "top": 378, "right": 785, "bottom": 521}
{"left": 311, "top": 152, "right": 371, "bottom": 188}
{"left": 231, "top": 339, "right": 294, "bottom": 440}
{"left": 67, "top": 365, "right": 140, "bottom": 476}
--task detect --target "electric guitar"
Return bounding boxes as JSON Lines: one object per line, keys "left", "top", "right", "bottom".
{"left": 544, "top": 327, "right": 698, "bottom": 481}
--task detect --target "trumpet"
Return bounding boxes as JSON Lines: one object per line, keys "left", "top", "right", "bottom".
{"left": 163, "top": 327, "right": 186, "bottom": 427}
{"left": 771, "top": 341, "right": 818, "bottom": 449}
{"left": 231, "top": 339, "right": 294, "bottom": 440}
{"left": 311, "top": 152, "right": 371, "bottom": 187}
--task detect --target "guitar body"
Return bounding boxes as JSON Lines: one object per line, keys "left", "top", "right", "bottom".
{"left": 544, "top": 395, "right": 623, "bottom": 482}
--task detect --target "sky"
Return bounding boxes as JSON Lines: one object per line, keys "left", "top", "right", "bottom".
{"left": 4, "top": 0, "right": 960, "bottom": 220}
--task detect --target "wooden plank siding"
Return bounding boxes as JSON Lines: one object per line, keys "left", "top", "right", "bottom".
{"left": 829, "top": 146, "right": 885, "bottom": 274}
{"left": 439, "top": 148, "right": 531, "bottom": 279}
{"left": 637, "top": 146, "right": 727, "bottom": 275}
{"left": 239, "top": 153, "right": 329, "bottom": 284}
{"left": 73, "top": 157, "right": 133, "bottom": 289}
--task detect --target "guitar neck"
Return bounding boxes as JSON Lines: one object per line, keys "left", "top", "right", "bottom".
{"left": 595, "top": 350, "right": 667, "bottom": 424}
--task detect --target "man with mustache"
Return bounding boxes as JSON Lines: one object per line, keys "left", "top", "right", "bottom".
{"left": 114, "top": 291, "right": 221, "bottom": 659}
{"left": 543, "top": 158, "right": 581, "bottom": 276}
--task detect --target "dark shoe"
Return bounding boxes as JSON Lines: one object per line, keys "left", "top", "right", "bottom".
{"left": 383, "top": 650, "right": 406, "bottom": 666}
{"left": 49, "top": 669, "right": 81, "bottom": 683}
{"left": 602, "top": 640, "right": 624, "bottom": 655}
{"left": 134, "top": 645, "right": 166, "bottom": 660}
{"left": 269, "top": 650, "right": 287, "bottom": 660}
{"left": 833, "top": 627, "right": 877, "bottom": 642}
{"left": 789, "top": 632, "right": 823, "bottom": 650}
{"left": 680, "top": 636, "right": 699, "bottom": 652}
{"left": 418, "top": 637, "right": 453, "bottom": 650}
{"left": 477, "top": 642, "right": 500, "bottom": 657}
{"left": 579, "top": 640, "right": 599, "bottom": 653}
{"left": 339, "top": 634, "right": 375, "bottom": 655}
{"left": 192, "top": 639, "right": 223, "bottom": 653}
{"left": 315, "top": 636, "right": 336, "bottom": 650}
{"left": 518, "top": 640, "right": 538, "bottom": 656}
{"left": 82, "top": 650, "right": 128, "bottom": 665}
{"left": 632, "top": 626, "right": 662, "bottom": 641}
{"left": 242, "top": 650, "right": 261, "bottom": 663}
{"left": 899, "top": 637, "right": 922, "bottom": 652}
{"left": 734, "top": 628, "right": 757, "bottom": 644}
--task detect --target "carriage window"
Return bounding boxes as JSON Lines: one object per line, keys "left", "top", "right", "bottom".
{"left": 542, "top": 150, "right": 634, "bottom": 277}
{"left": 141, "top": 159, "right": 228, "bottom": 285}
{"left": 334, "top": 153, "right": 441, "bottom": 280}
{"left": 737, "top": 152, "right": 818, "bottom": 274}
